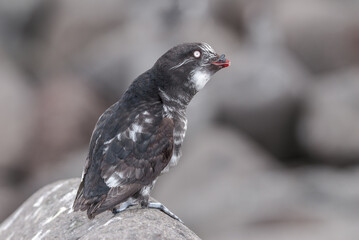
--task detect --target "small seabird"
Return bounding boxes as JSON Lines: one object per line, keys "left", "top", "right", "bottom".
{"left": 73, "top": 42, "right": 230, "bottom": 221}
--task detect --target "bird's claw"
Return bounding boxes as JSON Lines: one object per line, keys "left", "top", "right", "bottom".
{"left": 147, "top": 202, "right": 183, "bottom": 223}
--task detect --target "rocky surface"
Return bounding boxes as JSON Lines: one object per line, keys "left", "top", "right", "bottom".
{"left": 0, "top": 178, "right": 200, "bottom": 240}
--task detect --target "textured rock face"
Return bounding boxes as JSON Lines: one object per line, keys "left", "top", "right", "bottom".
{"left": 0, "top": 179, "right": 200, "bottom": 240}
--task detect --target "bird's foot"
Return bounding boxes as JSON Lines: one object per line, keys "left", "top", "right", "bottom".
{"left": 112, "top": 201, "right": 137, "bottom": 215}
{"left": 147, "top": 202, "right": 183, "bottom": 223}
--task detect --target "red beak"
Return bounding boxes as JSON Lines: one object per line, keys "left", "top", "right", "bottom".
{"left": 211, "top": 54, "right": 230, "bottom": 68}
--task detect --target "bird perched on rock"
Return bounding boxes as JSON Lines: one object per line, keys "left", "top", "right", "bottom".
{"left": 73, "top": 42, "right": 230, "bottom": 221}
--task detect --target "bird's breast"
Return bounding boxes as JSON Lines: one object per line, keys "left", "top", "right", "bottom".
{"left": 161, "top": 108, "right": 187, "bottom": 173}
{"left": 171, "top": 112, "right": 187, "bottom": 165}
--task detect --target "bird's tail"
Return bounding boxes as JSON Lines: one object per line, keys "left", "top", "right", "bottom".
{"left": 73, "top": 180, "right": 86, "bottom": 211}
{"left": 73, "top": 180, "right": 107, "bottom": 219}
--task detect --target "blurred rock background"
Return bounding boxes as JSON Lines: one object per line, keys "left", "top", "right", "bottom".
{"left": 1, "top": 0, "right": 359, "bottom": 239}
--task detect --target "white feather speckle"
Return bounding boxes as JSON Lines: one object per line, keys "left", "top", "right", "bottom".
{"left": 140, "top": 186, "right": 151, "bottom": 197}
{"left": 105, "top": 171, "right": 124, "bottom": 187}
{"left": 144, "top": 118, "right": 153, "bottom": 123}
{"left": 105, "top": 175, "right": 120, "bottom": 188}
{"left": 117, "top": 133, "right": 122, "bottom": 141}
{"left": 80, "top": 170, "right": 85, "bottom": 181}
{"left": 174, "top": 138, "right": 183, "bottom": 145}
{"left": 170, "top": 58, "right": 194, "bottom": 70}
{"left": 169, "top": 154, "right": 180, "bottom": 167}
{"left": 162, "top": 154, "right": 181, "bottom": 173}
{"left": 104, "top": 136, "right": 115, "bottom": 145}
{"left": 199, "top": 42, "right": 216, "bottom": 55}
{"left": 102, "top": 145, "right": 109, "bottom": 154}
{"left": 129, "top": 123, "right": 143, "bottom": 142}
{"left": 163, "top": 105, "right": 176, "bottom": 118}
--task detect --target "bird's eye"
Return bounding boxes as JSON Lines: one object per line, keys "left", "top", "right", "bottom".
{"left": 193, "top": 50, "right": 201, "bottom": 58}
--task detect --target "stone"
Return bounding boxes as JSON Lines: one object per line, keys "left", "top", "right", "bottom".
{"left": 298, "top": 68, "right": 359, "bottom": 163}
{"left": 0, "top": 0, "right": 45, "bottom": 57}
{"left": 207, "top": 0, "right": 311, "bottom": 160}
{"left": 37, "top": 0, "right": 127, "bottom": 75}
{"left": 0, "top": 52, "right": 35, "bottom": 168}
{"left": 0, "top": 178, "right": 201, "bottom": 240}
{"left": 213, "top": 38, "right": 308, "bottom": 159}
{"left": 210, "top": 0, "right": 247, "bottom": 37}
{"left": 23, "top": 75, "right": 103, "bottom": 169}
{"left": 275, "top": 0, "right": 359, "bottom": 74}
{"left": 153, "top": 126, "right": 279, "bottom": 239}
{"left": 0, "top": 187, "right": 20, "bottom": 225}
{"left": 154, "top": 126, "right": 359, "bottom": 239}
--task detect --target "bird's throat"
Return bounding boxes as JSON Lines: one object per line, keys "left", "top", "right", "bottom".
{"left": 190, "top": 69, "right": 211, "bottom": 91}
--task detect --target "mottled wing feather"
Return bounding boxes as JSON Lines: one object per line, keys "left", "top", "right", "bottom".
{"left": 92, "top": 117, "right": 174, "bottom": 215}
{"left": 88, "top": 184, "right": 142, "bottom": 216}
{"left": 73, "top": 102, "right": 120, "bottom": 211}
{"left": 74, "top": 104, "right": 174, "bottom": 219}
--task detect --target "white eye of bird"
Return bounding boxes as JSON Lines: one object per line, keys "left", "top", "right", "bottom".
{"left": 193, "top": 50, "right": 201, "bottom": 58}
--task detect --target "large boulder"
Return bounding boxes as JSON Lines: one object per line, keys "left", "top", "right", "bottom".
{"left": 153, "top": 126, "right": 279, "bottom": 239}
{"left": 213, "top": 41, "right": 308, "bottom": 159}
{"left": 298, "top": 68, "right": 359, "bottom": 164}
{"left": 0, "top": 178, "right": 200, "bottom": 240}
{"left": 208, "top": 0, "right": 310, "bottom": 160}
{"left": 0, "top": 53, "right": 34, "bottom": 169}
{"left": 153, "top": 126, "right": 359, "bottom": 240}
{"left": 275, "top": 0, "right": 359, "bottom": 74}
{"left": 23, "top": 76, "right": 103, "bottom": 169}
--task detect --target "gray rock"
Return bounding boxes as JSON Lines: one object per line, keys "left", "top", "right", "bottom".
{"left": 208, "top": 0, "right": 311, "bottom": 159}
{"left": 0, "top": 187, "right": 21, "bottom": 225}
{"left": 275, "top": 0, "right": 359, "bottom": 74}
{"left": 154, "top": 127, "right": 359, "bottom": 239}
{"left": 298, "top": 68, "right": 359, "bottom": 163}
{"left": 37, "top": 0, "right": 127, "bottom": 75}
{"left": 210, "top": 0, "right": 247, "bottom": 36}
{"left": 0, "top": 0, "right": 45, "bottom": 56}
{"left": 23, "top": 76, "right": 103, "bottom": 169}
{"left": 213, "top": 36, "right": 308, "bottom": 159}
{"left": 0, "top": 53, "right": 34, "bottom": 168}
{"left": 153, "top": 126, "right": 280, "bottom": 239}
{"left": 0, "top": 178, "right": 200, "bottom": 240}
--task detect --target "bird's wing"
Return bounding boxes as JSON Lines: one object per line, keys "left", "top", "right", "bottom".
{"left": 73, "top": 102, "right": 121, "bottom": 210}
{"left": 94, "top": 117, "right": 174, "bottom": 215}
{"left": 74, "top": 105, "right": 174, "bottom": 218}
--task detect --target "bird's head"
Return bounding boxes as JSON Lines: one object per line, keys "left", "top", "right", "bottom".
{"left": 153, "top": 42, "right": 230, "bottom": 103}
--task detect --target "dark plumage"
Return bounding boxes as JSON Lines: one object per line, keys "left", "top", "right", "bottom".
{"left": 73, "top": 42, "right": 230, "bottom": 220}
